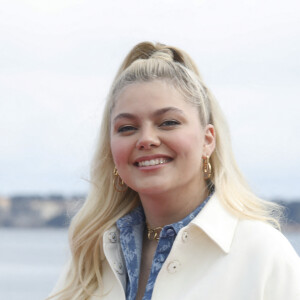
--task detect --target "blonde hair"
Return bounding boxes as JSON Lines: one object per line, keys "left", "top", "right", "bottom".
{"left": 49, "top": 42, "right": 283, "bottom": 299}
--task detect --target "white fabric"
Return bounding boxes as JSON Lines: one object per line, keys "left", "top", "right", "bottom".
{"left": 50, "top": 195, "right": 300, "bottom": 300}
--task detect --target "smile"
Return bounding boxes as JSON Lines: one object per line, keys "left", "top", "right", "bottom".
{"left": 137, "top": 158, "right": 171, "bottom": 167}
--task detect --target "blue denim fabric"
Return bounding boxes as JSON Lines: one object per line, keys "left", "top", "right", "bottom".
{"left": 116, "top": 195, "right": 210, "bottom": 300}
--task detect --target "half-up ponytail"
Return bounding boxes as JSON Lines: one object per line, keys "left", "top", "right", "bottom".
{"left": 114, "top": 42, "right": 201, "bottom": 80}
{"left": 48, "top": 41, "right": 282, "bottom": 300}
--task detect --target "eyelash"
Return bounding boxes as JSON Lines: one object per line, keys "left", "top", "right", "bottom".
{"left": 117, "top": 125, "right": 137, "bottom": 133}
{"left": 160, "top": 120, "right": 181, "bottom": 127}
{"left": 117, "top": 120, "right": 181, "bottom": 133}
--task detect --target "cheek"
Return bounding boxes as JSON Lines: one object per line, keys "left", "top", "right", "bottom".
{"left": 172, "top": 132, "right": 204, "bottom": 158}
{"left": 110, "top": 138, "right": 131, "bottom": 167}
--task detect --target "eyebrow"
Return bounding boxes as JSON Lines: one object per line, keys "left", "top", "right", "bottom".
{"left": 112, "top": 107, "right": 184, "bottom": 123}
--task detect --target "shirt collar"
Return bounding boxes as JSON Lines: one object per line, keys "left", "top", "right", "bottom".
{"left": 161, "top": 194, "right": 211, "bottom": 236}
{"left": 115, "top": 193, "right": 238, "bottom": 253}
{"left": 117, "top": 194, "right": 212, "bottom": 232}
{"left": 190, "top": 194, "right": 239, "bottom": 254}
{"left": 116, "top": 205, "right": 145, "bottom": 229}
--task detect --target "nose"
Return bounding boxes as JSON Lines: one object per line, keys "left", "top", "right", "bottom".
{"left": 136, "top": 127, "right": 161, "bottom": 150}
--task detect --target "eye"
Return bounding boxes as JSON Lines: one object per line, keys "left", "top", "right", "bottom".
{"left": 117, "top": 125, "right": 137, "bottom": 133}
{"left": 160, "top": 120, "right": 181, "bottom": 127}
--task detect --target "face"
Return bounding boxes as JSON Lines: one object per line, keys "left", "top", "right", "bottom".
{"left": 110, "top": 80, "right": 215, "bottom": 198}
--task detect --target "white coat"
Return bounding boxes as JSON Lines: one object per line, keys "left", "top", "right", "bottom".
{"left": 51, "top": 195, "right": 300, "bottom": 300}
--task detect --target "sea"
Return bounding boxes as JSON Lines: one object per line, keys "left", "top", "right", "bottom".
{"left": 0, "top": 228, "right": 299, "bottom": 300}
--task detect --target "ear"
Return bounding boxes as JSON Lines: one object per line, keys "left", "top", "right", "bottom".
{"left": 203, "top": 124, "right": 216, "bottom": 157}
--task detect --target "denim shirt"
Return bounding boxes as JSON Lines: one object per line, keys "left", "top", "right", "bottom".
{"left": 116, "top": 195, "right": 210, "bottom": 300}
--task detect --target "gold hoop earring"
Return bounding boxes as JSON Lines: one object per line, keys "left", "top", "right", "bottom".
{"left": 202, "top": 156, "right": 212, "bottom": 180}
{"left": 113, "top": 167, "right": 128, "bottom": 192}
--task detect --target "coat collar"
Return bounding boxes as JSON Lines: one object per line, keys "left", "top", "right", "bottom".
{"left": 190, "top": 194, "right": 239, "bottom": 254}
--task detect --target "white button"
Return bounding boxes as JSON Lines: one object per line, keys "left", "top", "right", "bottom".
{"left": 113, "top": 261, "right": 124, "bottom": 274}
{"left": 167, "top": 260, "right": 181, "bottom": 274}
{"left": 108, "top": 232, "right": 117, "bottom": 243}
{"left": 182, "top": 231, "right": 188, "bottom": 242}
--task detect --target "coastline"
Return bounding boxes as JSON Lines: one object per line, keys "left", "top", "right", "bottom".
{"left": 282, "top": 223, "right": 300, "bottom": 234}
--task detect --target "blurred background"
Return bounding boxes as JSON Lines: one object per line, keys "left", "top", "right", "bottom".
{"left": 0, "top": 0, "right": 299, "bottom": 299}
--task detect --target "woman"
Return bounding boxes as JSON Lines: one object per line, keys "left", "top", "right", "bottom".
{"left": 48, "top": 42, "right": 300, "bottom": 300}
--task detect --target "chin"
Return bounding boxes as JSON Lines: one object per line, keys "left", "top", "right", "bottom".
{"left": 133, "top": 183, "right": 169, "bottom": 196}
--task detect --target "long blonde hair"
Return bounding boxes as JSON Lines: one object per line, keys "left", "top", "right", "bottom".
{"left": 49, "top": 42, "right": 282, "bottom": 299}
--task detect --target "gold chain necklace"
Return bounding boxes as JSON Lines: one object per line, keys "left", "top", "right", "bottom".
{"left": 146, "top": 223, "right": 163, "bottom": 241}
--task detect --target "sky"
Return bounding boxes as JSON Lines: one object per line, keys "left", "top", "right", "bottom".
{"left": 0, "top": 0, "right": 299, "bottom": 200}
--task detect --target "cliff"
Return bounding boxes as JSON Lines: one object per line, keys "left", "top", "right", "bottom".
{"left": 0, "top": 194, "right": 84, "bottom": 227}
{"left": 0, "top": 194, "right": 299, "bottom": 228}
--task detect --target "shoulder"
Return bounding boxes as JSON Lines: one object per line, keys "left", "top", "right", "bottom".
{"left": 233, "top": 219, "right": 300, "bottom": 269}
{"left": 232, "top": 220, "right": 300, "bottom": 298}
{"left": 236, "top": 219, "right": 296, "bottom": 250}
{"left": 235, "top": 219, "right": 297, "bottom": 253}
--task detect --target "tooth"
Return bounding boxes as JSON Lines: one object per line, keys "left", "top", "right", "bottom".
{"left": 137, "top": 158, "right": 171, "bottom": 167}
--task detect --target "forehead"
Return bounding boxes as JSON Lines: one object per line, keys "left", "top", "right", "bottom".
{"left": 111, "top": 80, "right": 197, "bottom": 117}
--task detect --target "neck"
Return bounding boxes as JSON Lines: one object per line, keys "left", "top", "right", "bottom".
{"left": 139, "top": 184, "right": 208, "bottom": 228}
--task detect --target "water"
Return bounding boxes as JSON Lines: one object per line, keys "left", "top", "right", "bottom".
{"left": 0, "top": 228, "right": 299, "bottom": 300}
{"left": 0, "top": 229, "right": 69, "bottom": 300}
{"left": 286, "top": 230, "right": 300, "bottom": 255}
